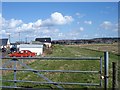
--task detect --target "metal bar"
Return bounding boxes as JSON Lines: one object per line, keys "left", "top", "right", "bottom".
{"left": 100, "top": 56, "right": 102, "bottom": 87}
{"left": 13, "top": 59, "right": 17, "bottom": 87}
{"left": 0, "top": 68, "right": 99, "bottom": 73}
{"left": 0, "top": 86, "right": 42, "bottom": 89}
{"left": 0, "top": 86, "right": 22, "bottom": 89}
{"left": 104, "top": 52, "right": 109, "bottom": 90}
{"left": 2, "top": 60, "right": 12, "bottom": 68}
{"left": 17, "top": 61, "right": 64, "bottom": 89}
{"left": 2, "top": 57, "right": 100, "bottom": 60}
{"left": 1, "top": 80, "right": 100, "bottom": 86}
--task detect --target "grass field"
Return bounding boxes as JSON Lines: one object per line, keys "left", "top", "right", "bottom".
{"left": 2, "top": 44, "right": 119, "bottom": 89}
{"left": 66, "top": 43, "right": 118, "bottom": 55}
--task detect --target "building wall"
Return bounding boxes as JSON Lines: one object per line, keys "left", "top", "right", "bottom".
{"left": 19, "top": 44, "right": 43, "bottom": 55}
{"left": 19, "top": 47, "right": 43, "bottom": 55}
{"left": 44, "top": 43, "right": 51, "bottom": 48}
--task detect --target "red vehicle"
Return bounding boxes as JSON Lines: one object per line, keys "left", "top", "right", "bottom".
{"left": 9, "top": 50, "right": 36, "bottom": 57}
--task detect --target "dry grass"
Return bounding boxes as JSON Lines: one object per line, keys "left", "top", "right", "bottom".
{"left": 66, "top": 43, "right": 118, "bottom": 55}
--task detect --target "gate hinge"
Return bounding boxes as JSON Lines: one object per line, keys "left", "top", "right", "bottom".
{"left": 101, "top": 75, "right": 109, "bottom": 79}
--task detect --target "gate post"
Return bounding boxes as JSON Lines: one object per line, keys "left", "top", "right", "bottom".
{"left": 100, "top": 56, "right": 103, "bottom": 87}
{"left": 112, "top": 62, "right": 118, "bottom": 90}
{"left": 104, "top": 52, "right": 109, "bottom": 90}
{"left": 12, "top": 58, "right": 18, "bottom": 87}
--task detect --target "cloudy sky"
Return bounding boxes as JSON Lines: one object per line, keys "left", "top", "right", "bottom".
{"left": 1, "top": 2, "right": 118, "bottom": 42}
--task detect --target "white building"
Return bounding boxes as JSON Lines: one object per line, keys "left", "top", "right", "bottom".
{"left": 19, "top": 44, "right": 43, "bottom": 55}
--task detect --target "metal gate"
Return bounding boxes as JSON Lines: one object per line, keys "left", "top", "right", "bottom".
{"left": 0, "top": 52, "right": 109, "bottom": 89}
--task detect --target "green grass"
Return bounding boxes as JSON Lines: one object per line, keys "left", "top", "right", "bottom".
{"left": 2, "top": 44, "right": 119, "bottom": 89}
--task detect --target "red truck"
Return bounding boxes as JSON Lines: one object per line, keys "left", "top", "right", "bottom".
{"left": 9, "top": 50, "right": 36, "bottom": 57}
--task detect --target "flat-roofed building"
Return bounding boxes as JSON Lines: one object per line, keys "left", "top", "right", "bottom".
{"left": 19, "top": 44, "right": 43, "bottom": 55}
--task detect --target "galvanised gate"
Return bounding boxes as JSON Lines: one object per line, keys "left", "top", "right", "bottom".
{"left": 0, "top": 52, "right": 109, "bottom": 89}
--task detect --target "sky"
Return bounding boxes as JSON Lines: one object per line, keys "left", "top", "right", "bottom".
{"left": 0, "top": 2, "right": 118, "bottom": 42}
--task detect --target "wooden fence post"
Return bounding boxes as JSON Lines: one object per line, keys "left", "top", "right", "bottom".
{"left": 112, "top": 62, "right": 118, "bottom": 90}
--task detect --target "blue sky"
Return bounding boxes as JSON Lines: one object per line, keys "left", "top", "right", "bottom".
{"left": 1, "top": 2, "right": 118, "bottom": 42}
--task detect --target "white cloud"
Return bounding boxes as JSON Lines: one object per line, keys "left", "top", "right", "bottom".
{"left": 31, "top": 27, "right": 61, "bottom": 39}
{"left": 41, "top": 12, "right": 73, "bottom": 26}
{"left": 66, "top": 27, "right": 84, "bottom": 39}
{"left": 83, "top": 34, "right": 88, "bottom": 39}
{"left": 15, "top": 23, "right": 33, "bottom": 33}
{"left": 69, "top": 31, "right": 79, "bottom": 36}
{"left": 0, "top": 13, "right": 2, "bottom": 26}
{"left": 8, "top": 19, "right": 23, "bottom": 28}
{"left": 22, "top": 23, "right": 33, "bottom": 30}
{"left": 100, "top": 21, "right": 112, "bottom": 30}
{"left": 84, "top": 21, "right": 92, "bottom": 25}
{"left": 75, "top": 12, "right": 85, "bottom": 18}
{"left": 1, "top": 12, "right": 75, "bottom": 40}
{"left": 54, "top": 29, "right": 59, "bottom": 32}
{"left": 1, "top": 12, "right": 73, "bottom": 34}
{"left": 79, "top": 27, "right": 84, "bottom": 31}
{"left": 42, "top": 29, "right": 50, "bottom": 34}
{"left": 0, "top": 13, "right": 7, "bottom": 28}
{"left": 113, "top": 23, "right": 118, "bottom": 31}
{"left": 0, "top": 30, "right": 6, "bottom": 35}
{"left": 94, "top": 34, "right": 99, "bottom": 37}
{"left": 44, "top": 12, "right": 73, "bottom": 25}
{"left": 58, "top": 33, "right": 64, "bottom": 37}
{"left": 42, "top": 19, "right": 54, "bottom": 26}
{"left": 76, "top": 13, "right": 80, "bottom": 16}
{"left": 100, "top": 21, "right": 118, "bottom": 31}
{"left": 34, "top": 19, "right": 42, "bottom": 27}
{"left": 51, "top": 12, "right": 66, "bottom": 24}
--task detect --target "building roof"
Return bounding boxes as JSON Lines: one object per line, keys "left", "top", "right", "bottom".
{"left": 20, "top": 44, "right": 43, "bottom": 48}
{"left": 30, "top": 41, "right": 43, "bottom": 45}
{"left": 35, "top": 38, "right": 51, "bottom": 43}
{"left": 0, "top": 38, "right": 8, "bottom": 46}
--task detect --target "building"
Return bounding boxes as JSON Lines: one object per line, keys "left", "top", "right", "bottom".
{"left": 0, "top": 38, "right": 10, "bottom": 49}
{"left": 10, "top": 42, "right": 22, "bottom": 49}
{"left": 19, "top": 44, "right": 43, "bottom": 55}
{"left": 10, "top": 43, "right": 18, "bottom": 48}
{"left": 35, "top": 38, "right": 51, "bottom": 48}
